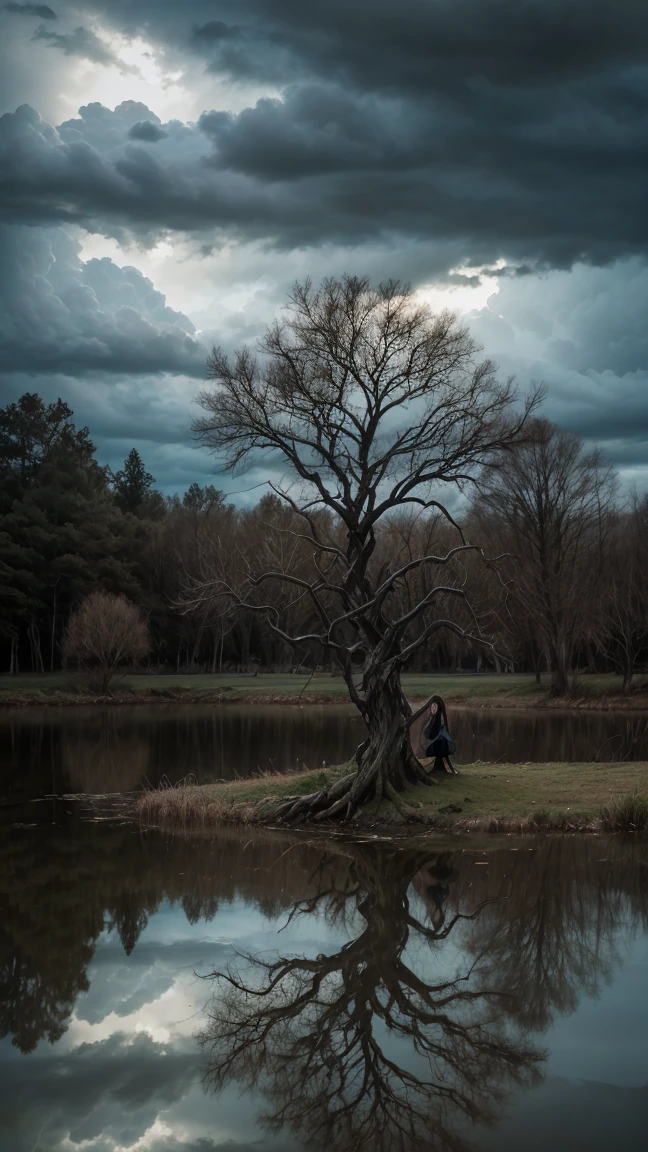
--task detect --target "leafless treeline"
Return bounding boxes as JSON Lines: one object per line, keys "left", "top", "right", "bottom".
{"left": 150, "top": 419, "right": 648, "bottom": 696}
{"left": 5, "top": 401, "right": 642, "bottom": 694}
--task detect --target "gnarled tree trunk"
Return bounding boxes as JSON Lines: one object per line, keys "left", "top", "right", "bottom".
{"left": 274, "top": 664, "right": 434, "bottom": 822}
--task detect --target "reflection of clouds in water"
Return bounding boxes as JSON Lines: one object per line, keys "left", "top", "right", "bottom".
{"left": 3, "top": 830, "right": 648, "bottom": 1152}
{"left": 67, "top": 912, "right": 348, "bottom": 1049}
{"left": 0, "top": 894, "right": 341, "bottom": 1151}
{"left": 1, "top": 982, "right": 294, "bottom": 1152}
{"left": 67, "top": 967, "right": 200, "bottom": 1048}
{"left": 76, "top": 964, "right": 176, "bottom": 1025}
{"left": 0, "top": 826, "right": 354, "bottom": 1151}
{"left": 73, "top": 937, "right": 233, "bottom": 1029}
{"left": 0, "top": 1031, "right": 198, "bottom": 1152}
{"left": 8, "top": 1069, "right": 285, "bottom": 1150}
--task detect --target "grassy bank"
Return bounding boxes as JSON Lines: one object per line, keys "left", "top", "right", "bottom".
{"left": 2, "top": 670, "right": 647, "bottom": 709}
{"left": 136, "top": 759, "right": 648, "bottom": 835}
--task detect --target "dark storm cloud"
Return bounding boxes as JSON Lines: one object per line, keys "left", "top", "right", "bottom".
{"left": 0, "top": 224, "right": 205, "bottom": 376}
{"left": 198, "top": 85, "right": 407, "bottom": 179}
{"left": 2, "top": 0, "right": 648, "bottom": 270}
{"left": 2, "top": 0, "right": 648, "bottom": 497}
{"left": 59, "top": 99, "right": 165, "bottom": 150}
{"left": 468, "top": 257, "right": 648, "bottom": 474}
{"left": 216, "top": 0, "right": 648, "bottom": 91}
{"left": 129, "top": 119, "right": 168, "bottom": 142}
{"left": 191, "top": 19, "right": 241, "bottom": 45}
{"left": 31, "top": 22, "right": 138, "bottom": 71}
{"left": 473, "top": 259, "right": 648, "bottom": 379}
{"left": 61, "top": 0, "right": 648, "bottom": 89}
{"left": 4, "top": 2, "right": 57, "bottom": 16}
{"left": 0, "top": 103, "right": 268, "bottom": 243}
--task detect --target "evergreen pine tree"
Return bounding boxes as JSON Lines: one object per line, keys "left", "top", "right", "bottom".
{"left": 0, "top": 392, "right": 94, "bottom": 511}
{"left": 113, "top": 449, "right": 158, "bottom": 516}
{"left": 0, "top": 394, "right": 152, "bottom": 671}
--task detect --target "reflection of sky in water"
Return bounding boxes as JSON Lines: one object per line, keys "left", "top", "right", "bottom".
{"left": 0, "top": 896, "right": 350, "bottom": 1152}
{"left": 546, "top": 934, "right": 648, "bottom": 1085}
{"left": 2, "top": 875, "right": 648, "bottom": 1151}
{"left": 475, "top": 933, "right": 648, "bottom": 1152}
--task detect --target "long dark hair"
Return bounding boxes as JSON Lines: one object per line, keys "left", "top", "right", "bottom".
{"left": 425, "top": 694, "right": 448, "bottom": 739}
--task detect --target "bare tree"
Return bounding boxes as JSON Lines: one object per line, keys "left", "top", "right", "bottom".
{"left": 191, "top": 275, "right": 537, "bottom": 819}
{"left": 63, "top": 591, "right": 150, "bottom": 693}
{"left": 475, "top": 419, "right": 616, "bottom": 697}
{"left": 599, "top": 496, "right": 648, "bottom": 692}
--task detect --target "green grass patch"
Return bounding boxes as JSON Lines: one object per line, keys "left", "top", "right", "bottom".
{"left": 137, "top": 758, "right": 648, "bottom": 833}
{"left": 0, "top": 669, "right": 634, "bottom": 704}
{"left": 401, "top": 761, "right": 648, "bottom": 828}
{"left": 0, "top": 672, "right": 90, "bottom": 695}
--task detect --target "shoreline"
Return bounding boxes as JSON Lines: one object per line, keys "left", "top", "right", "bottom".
{"left": 3, "top": 688, "right": 648, "bottom": 712}
{"left": 136, "top": 760, "right": 648, "bottom": 838}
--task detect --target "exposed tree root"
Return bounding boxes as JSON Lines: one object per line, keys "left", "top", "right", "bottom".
{"left": 383, "top": 781, "right": 425, "bottom": 820}
{"left": 271, "top": 753, "right": 437, "bottom": 824}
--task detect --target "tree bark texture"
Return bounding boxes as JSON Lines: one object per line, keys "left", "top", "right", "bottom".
{"left": 274, "top": 665, "right": 434, "bottom": 822}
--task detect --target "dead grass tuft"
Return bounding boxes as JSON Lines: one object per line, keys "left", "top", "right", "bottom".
{"left": 136, "top": 764, "right": 349, "bottom": 829}
{"left": 598, "top": 792, "right": 648, "bottom": 832}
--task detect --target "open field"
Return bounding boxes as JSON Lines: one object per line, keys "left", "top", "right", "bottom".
{"left": 0, "top": 670, "right": 542, "bottom": 697}
{"left": 1, "top": 670, "right": 645, "bottom": 707}
{"left": 137, "top": 759, "right": 648, "bottom": 834}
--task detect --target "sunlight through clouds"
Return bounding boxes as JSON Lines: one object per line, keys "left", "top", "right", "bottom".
{"left": 416, "top": 260, "right": 506, "bottom": 317}
{"left": 71, "top": 30, "right": 189, "bottom": 121}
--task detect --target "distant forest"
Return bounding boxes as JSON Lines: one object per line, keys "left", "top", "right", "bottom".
{"left": 2, "top": 391, "right": 647, "bottom": 688}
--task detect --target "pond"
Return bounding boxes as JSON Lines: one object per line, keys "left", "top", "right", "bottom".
{"left": 2, "top": 703, "right": 648, "bottom": 806}
{"left": 1, "top": 821, "right": 647, "bottom": 1152}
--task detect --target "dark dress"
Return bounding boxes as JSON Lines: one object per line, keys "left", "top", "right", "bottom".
{"left": 422, "top": 712, "right": 451, "bottom": 772}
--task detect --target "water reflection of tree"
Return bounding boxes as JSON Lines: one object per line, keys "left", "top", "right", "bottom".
{"left": 0, "top": 825, "right": 333, "bottom": 1052}
{"left": 2, "top": 820, "right": 647, "bottom": 1082}
{"left": 199, "top": 845, "right": 543, "bottom": 1152}
{"left": 457, "top": 839, "right": 648, "bottom": 1032}
{"left": 62, "top": 728, "right": 151, "bottom": 795}
{"left": 0, "top": 832, "right": 100, "bottom": 1052}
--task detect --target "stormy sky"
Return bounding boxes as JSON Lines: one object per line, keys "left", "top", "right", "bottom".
{"left": 1, "top": 0, "right": 647, "bottom": 495}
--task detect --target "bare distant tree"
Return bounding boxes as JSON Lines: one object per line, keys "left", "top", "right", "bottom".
{"left": 190, "top": 276, "right": 537, "bottom": 820}
{"left": 599, "top": 496, "right": 648, "bottom": 692}
{"left": 475, "top": 419, "right": 616, "bottom": 696}
{"left": 63, "top": 591, "right": 150, "bottom": 693}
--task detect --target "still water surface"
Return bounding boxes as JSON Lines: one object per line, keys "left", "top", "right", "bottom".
{"left": 1, "top": 822, "right": 647, "bottom": 1152}
{"left": 2, "top": 703, "right": 648, "bottom": 803}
